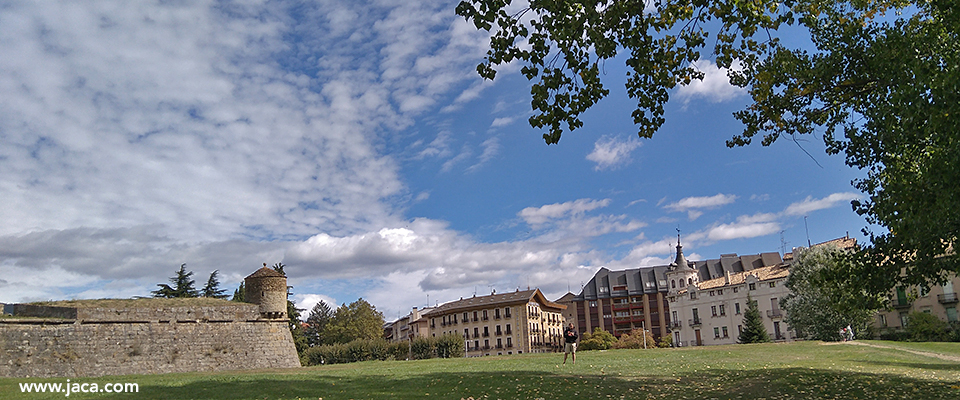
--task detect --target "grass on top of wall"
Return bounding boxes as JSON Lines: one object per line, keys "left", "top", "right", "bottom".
{"left": 27, "top": 298, "right": 243, "bottom": 308}
{"left": 3, "top": 340, "right": 960, "bottom": 400}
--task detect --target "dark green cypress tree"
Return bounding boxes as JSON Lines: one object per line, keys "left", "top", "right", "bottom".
{"left": 231, "top": 281, "right": 245, "bottom": 302}
{"left": 738, "top": 293, "right": 771, "bottom": 344}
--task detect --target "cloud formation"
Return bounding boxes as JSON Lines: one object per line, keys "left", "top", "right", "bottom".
{"left": 784, "top": 193, "right": 860, "bottom": 216}
{"left": 675, "top": 59, "right": 746, "bottom": 103}
{"left": 586, "top": 135, "right": 643, "bottom": 170}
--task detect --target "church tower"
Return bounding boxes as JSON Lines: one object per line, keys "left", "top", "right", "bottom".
{"left": 665, "top": 231, "right": 699, "bottom": 295}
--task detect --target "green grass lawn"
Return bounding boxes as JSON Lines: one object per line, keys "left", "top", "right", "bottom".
{"left": 4, "top": 341, "right": 959, "bottom": 399}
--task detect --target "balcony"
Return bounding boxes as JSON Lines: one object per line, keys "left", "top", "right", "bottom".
{"left": 892, "top": 297, "right": 912, "bottom": 309}
{"left": 612, "top": 303, "right": 630, "bottom": 311}
{"left": 669, "top": 321, "right": 682, "bottom": 329}
{"left": 766, "top": 310, "right": 783, "bottom": 319}
{"left": 689, "top": 318, "right": 702, "bottom": 327}
{"left": 939, "top": 293, "right": 959, "bottom": 304}
{"left": 614, "top": 316, "right": 632, "bottom": 323}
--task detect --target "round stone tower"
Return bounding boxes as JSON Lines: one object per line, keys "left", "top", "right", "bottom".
{"left": 244, "top": 264, "right": 288, "bottom": 320}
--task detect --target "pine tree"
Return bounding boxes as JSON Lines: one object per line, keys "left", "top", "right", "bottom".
{"left": 738, "top": 293, "right": 771, "bottom": 344}
{"left": 201, "top": 270, "right": 229, "bottom": 299}
{"left": 152, "top": 264, "right": 199, "bottom": 298}
{"left": 231, "top": 281, "right": 245, "bottom": 302}
{"left": 304, "top": 300, "right": 333, "bottom": 347}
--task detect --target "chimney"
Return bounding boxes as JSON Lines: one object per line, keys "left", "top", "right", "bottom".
{"left": 725, "top": 270, "right": 731, "bottom": 285}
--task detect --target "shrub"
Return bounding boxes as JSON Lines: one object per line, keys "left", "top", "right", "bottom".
{"left": 905, "top": 311, "right": 950, "bottom": 342}
{"left": 613, "top": 329, "right": 655, "bottom": 349}
{"left": 410, "top": 337, "right": 435, "bottom": 360}
{"left": 580, "top": 328, "right": 616, "bottom": 351}
{"left": 657, "top": 333, "right": 673, "bottom": 348}
{"left": 435, "top": 333, "right": 465, "bottom": 358}
{"left": 388, "top": 341, "right": 409, "bottom": 361}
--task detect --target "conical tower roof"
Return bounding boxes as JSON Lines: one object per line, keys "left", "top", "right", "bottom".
{"left": 669, "top": 231, "right": 694, "bottom": 270}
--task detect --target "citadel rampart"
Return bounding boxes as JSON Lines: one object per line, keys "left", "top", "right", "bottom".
{"left": 1, "top": 268, "right": 301, "bottom": 378}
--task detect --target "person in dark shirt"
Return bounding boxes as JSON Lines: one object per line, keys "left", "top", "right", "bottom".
{"left": 562, "top": 323, "right": 578, "bottom": 365}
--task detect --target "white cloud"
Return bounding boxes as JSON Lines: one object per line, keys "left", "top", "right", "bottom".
{"left": 518, "top": 198, "right": 612, "bottom": 227}
{"left": 706, "top": 221, "right": 781, "bottom": 241}
{"left": 664, "top": 194, "right": 738, "bottom": 212}
{"left": 294, "top": 293, "right": 338, "bottom": 320}
{"left": 676, "top": 59, "right": 746, "bottom": 103}
{"left": 586, "top": 135, "right": 643, "bottom": 170}
{"left": 784, "top": 192, "right": 860, "bottom": 216}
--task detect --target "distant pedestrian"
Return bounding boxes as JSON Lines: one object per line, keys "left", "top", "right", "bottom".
{"left": 562, "top": 323, "right": 578, "bottom": 365}
{"left": 840, "top": 327, "right": 847, "bottom": 342}
{"left": 845, "top": 325, "right": 854, "bottom": 341}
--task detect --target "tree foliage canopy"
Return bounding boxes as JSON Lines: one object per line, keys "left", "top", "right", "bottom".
{"left": 152, "top": 264, "right": 199, "bottom": 298}
{"left": 325, "top": 298, "right": 386, "bottom": 345}
{"left": 782, "top": 244, "right": 882, "bottom": 340}
{"left": 457, "top": 0, "right": 959, "bottom": 294}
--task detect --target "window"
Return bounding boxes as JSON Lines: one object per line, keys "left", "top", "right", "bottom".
{"left": 735, "top": 303, "right": 741, "bottom": 315}
{"left": 714, "top": 327, "right": 720, "bottom": 339}
{"left": 506, "top": 324, "right": 512, "bottom": 334}
{"left": 671, "top": 280, "right": 676, "bottom": 289}
{"left": 506, "top": 337, "right": 513, "bottom": 347}
{"left": 722, "top": 326, "right": 729, "bottom": 338}
{"left": 719, "top": 304, "right": 726, "bottom": 316}
{"left": 680, "top": 280, "right": 686, "bottom": 288}
{"left": 497, "top": 338, "right": 502, "bottom": 348}
{"left": 769, "top": 281, "right": 777, "bottom": 288}
{"left": 589, "top": 301, "right": 597, "bottom": 307}
{"left": 496, "top": 325, "right": 502, "bottom": 335}
{"left": 505, "top": 307, "right": 511, "bottom": 318}
{"left": 464, "top": 312, "right": 469, "bottom": 321}
{"left": 603, "top": 314, "right": 612, "bottom": 319}
{"left": 711, "top": 306, "right": 717, "bottom": 317}
{"left": 599, "top": 286, "right": 609, "bottom": 293}
{"left": 615, "top": 311, "right": 629, "bottom": 317}
{"left": 733, "top": 287, "right": 739, "bottom": 293}
{"left": 484, "top": 339, "right": 489, "bottom": 349}
{"left": 749, "top": 283, "right": 756, "bottom": 291}
{"left": 710, "top": 290, "right": 715, "bottom": 296}
{"left": 474, "top": 340, "right": 479, "bottom": 350}
{"left": 878, "top": 314, "right": 887, "bottom": 326}
{"left": 473, "top": 311, "right": 478, "bottom": 322}
{"left": 717, "top": 289, "right": 723, "bottom": 295}
{"left": 672, "top": 310, "right": 678, "bottom": 322}
{"left": 948, "top": 308, "right": 958, "bottom": 322}
{"left": 473, "top": 327, "right": 479, "bottom": 338}
{"left": 690, "top": 292, "right": 697, "bottom": 300}
{"left": 483, "top": 310, "right": 488, "bottom": 320}
{"left": 495, "top": 308, "right": 501, "bottom": 319}
{"left": 483, "top": 326, "right": 489, "bottom": 337}
{"left": 632, "top": 309, "right": 643, "bottom": 316}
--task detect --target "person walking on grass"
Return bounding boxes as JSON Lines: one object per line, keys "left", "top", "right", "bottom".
{"left": 562, "top": 323, "right": 578, "bottom": 365}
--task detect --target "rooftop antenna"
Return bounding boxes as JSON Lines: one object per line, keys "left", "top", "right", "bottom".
{"left": 804, "top": 216, "right": 812, "bottom": 247}
{"left": 779, "top": 230, "right": 789, "bottom": 255}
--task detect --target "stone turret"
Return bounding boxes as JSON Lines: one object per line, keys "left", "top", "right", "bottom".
{"left": 245, "top": 264, "right": 288, "bottom": 320}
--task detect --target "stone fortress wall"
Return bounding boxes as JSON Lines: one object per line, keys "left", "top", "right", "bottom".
{"left": 0, "top": 268, "right": 301, "bottom": 378}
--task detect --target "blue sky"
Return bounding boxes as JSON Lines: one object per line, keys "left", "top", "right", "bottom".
{"left": 0, "top": 0, "right": 868, "bottom": 320}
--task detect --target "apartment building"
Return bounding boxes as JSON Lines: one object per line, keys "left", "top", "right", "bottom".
{"left": 384, "top": 306, "right": 434, "bottom": 343}
{"left": 667, "top": 263, "right": 793, "bottom": 346}
{"left": 561, "top": 236, "right": 783, "bottom": 341}
{"left": 422, "top": 289, "right": 566, "bottom": 357}
{"left": 876, "top": 275, "right": 960, "bottom": 330}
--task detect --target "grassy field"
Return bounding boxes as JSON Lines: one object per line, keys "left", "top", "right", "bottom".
{"left": 3, "top": 341, "right": 959, "bottom": 399}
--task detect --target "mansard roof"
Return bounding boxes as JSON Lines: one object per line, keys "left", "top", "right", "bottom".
{"left": 423, "top": 288, "right": 565, "bottom": 317}
{"left": 575, "top": 251, "right": 784, "bottom": 301}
